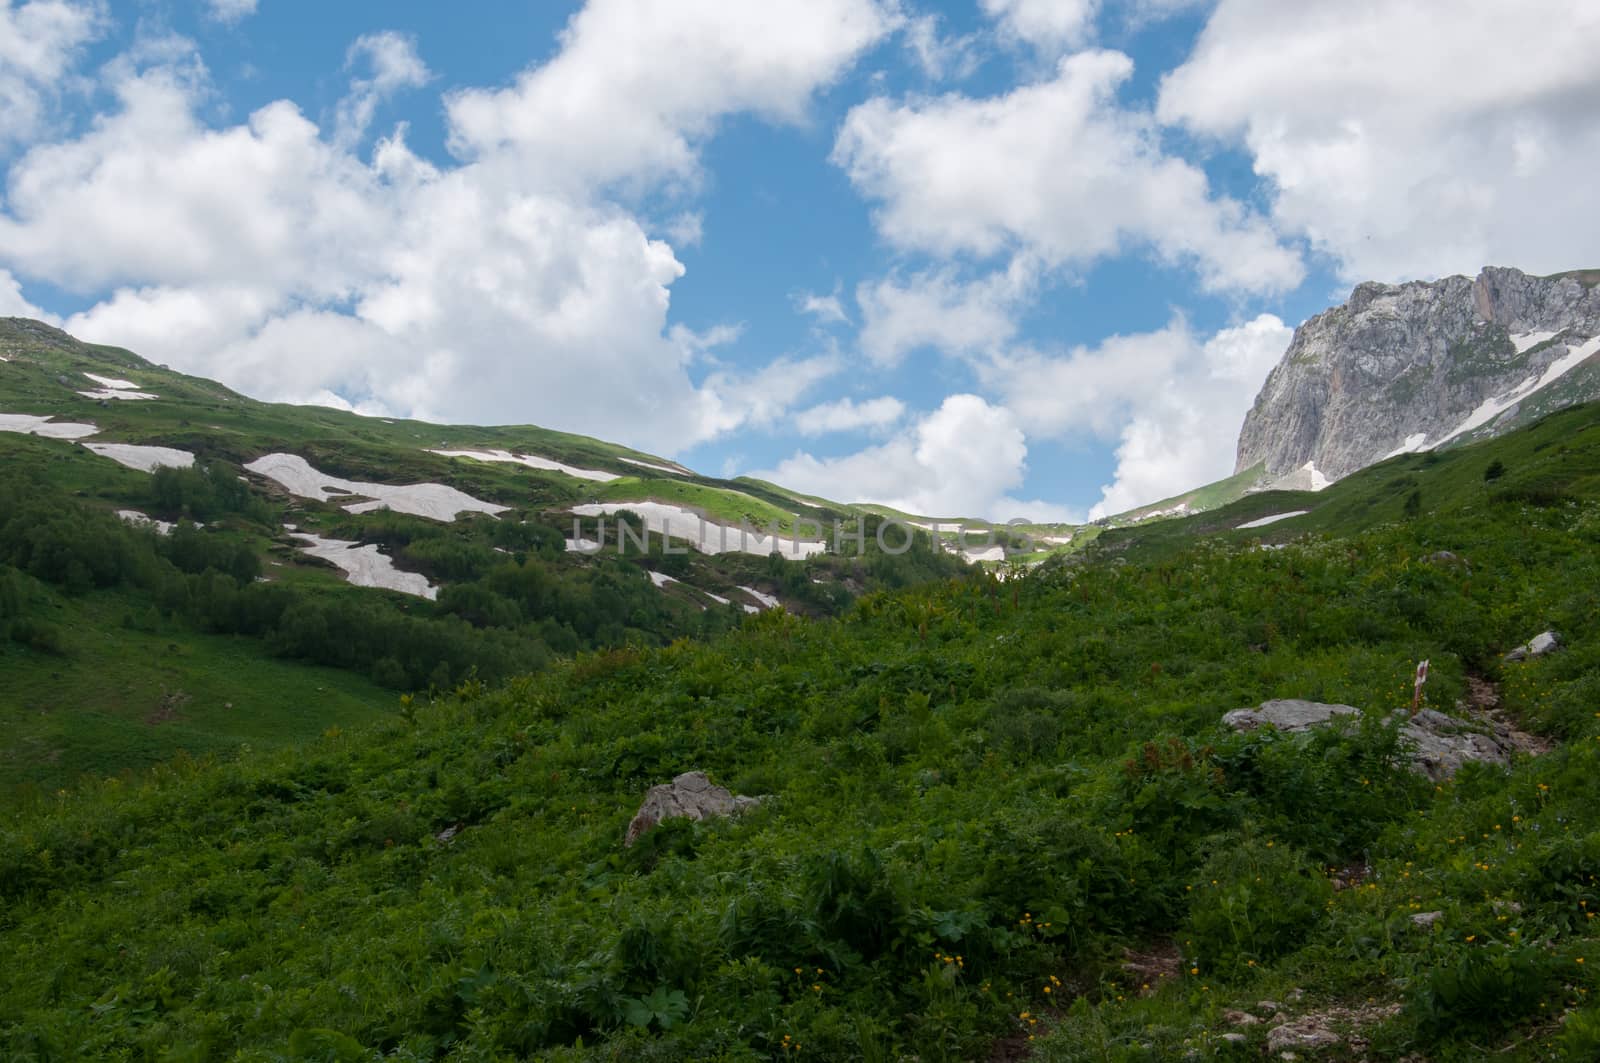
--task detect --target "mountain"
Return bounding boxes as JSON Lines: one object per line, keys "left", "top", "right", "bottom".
{"left": 0, "top": 318, "right": 982, "bottom": 792}
{"left": 1237, "top": 266, "right": 1600, "bottom": 487}
{"left": 7, "top": 383, "right": 1600, "bottom": 1058}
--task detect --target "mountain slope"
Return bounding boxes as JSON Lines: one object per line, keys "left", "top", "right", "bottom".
{"left": 6, "top": 399, "right": 1600, "bottom": 1059}
{"left": 0, "top": 319, "right": 970, "bottom": 793}
{"left": 1237, "top": 266, "right": 1600, "bottom": 485}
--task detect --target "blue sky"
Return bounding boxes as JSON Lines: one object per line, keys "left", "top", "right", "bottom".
{"left": 3, "top": 0, "right": 1596, "bottom": 520}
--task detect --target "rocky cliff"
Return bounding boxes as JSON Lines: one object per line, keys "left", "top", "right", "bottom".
{"left": 1237, "top": 267, "right": 1600, "bottom": 486}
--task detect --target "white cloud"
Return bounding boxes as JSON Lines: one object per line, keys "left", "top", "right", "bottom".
{"left": 900, "top": 11, "right": 979, "bottom": 80}
{"left": 0, "top": 4, "right": 893, "bottom": 455}
{"left": 1159, "top": 0, "right": 1600, "bottom": 281}
{"left": 336, "top": 31, "right": 430, "bottom": 146}
{"left": 856, "top": 261, "right": 1033, "bottom": 365}
{"left": 980, "top": 0, "right": 1098, "bottom": 53}
{"left": 793, "top": 395, "right": 904, "bottom": 435}
{"left": 204, "top": 0, "right": 256, "bottom": 24}
{"left": 0, "top": 268, "right": 52, "bottom": 318}
{"left": 758, "top": 393, "right": 1041, "bottom": 518}
{"left": 445, "top": 0, "right": 893, "bottom": 189}
{"left": 1051, "top": 314, "right": 1292, "bottom": 518}
{"left": 834, "top": 49, "right": 1303, "bottom": 295}
{"left": 0, "top": 0, "right": 105, "bottom": 149}
{"left": 794, "top": 288, "right": 850, "bottom": 326}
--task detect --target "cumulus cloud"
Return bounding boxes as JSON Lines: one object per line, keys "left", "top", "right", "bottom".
{"left": 792, "top": 395, "right": 904, "bottom": 435}
{"left": 981, "top": 313, "right": 1292, "bottom": 518}
{"left": 1160, "top": 0, "right": 1600, "bottom": 281}
{"left": 445, "top": 0, "right": 893, "bottom": 190}
{"left": 757, "top": 394, "right": 1070, "bottom": 520}
{"left": 980, "top": 0, "right": 1098, "bottom": 53}
{"left": 834, "top": 49, "right": 1302, "bottom": 295}
{"left": 0, "top": 268, "right": 52, "bottom": 319}
{"left": 856, "top": 261, "right": 1035, "bottom": 366}
{"left": 0, "top": 0, "right": 104, "bottom": 150}
{"left": 0, "top": 3, "right": 893, "bottom": 454}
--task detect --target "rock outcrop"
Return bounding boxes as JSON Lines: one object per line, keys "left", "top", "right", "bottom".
{"left": 624, "top": 770, "right": 762, "bottom": 846}
{"left": 1221, "top": 699, "right": 1530, "bottom": 780}
{"left": 1237, "top": 267, "right": 1600, "bottom": 487}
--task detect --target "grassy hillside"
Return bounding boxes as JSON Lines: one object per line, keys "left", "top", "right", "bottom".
{"left": 0, "top": 321, "right": 968, "bottom": 794}
{"left": 5, "top": 404, "right": 1600, "bottom": 1058}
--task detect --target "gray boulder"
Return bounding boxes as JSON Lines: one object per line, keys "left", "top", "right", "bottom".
{"left": 624, "top": 770, "right": 762, "bottom": 846}
{"left": 1222, "top": 699, "right": 1361, "bottom": 733}
{"left": 1505, "top": 631, "right": 1561, "bottom": 662}
{"left": 1223, "top": 700, "right": 1518, "bottom": 780}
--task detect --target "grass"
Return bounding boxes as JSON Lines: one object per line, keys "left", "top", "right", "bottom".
{"left": 0, "top": 587, "right": 394, "bottom": 798}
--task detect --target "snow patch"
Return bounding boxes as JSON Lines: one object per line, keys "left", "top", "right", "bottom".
{"left": 245, "top": 453, "right": 508, "bottom": 522}
{"left": 84, "top": 372, "right": 141, "bottom": 389}
{"left": 1384, "top": 432, "right": 1428, "bottom": 459}
{"left": 1237, "top": 510, "right": 1309, "bottom": 530}
{"left": 1431, "top": 334, "right": 1600, "bottom": 450}
{"left": 702, "top": 590, "right": 732, "bottom": 606}
{"left": 646, "top": 571, "right": 678, "bottom": 589}
{"left": 620, "top": 457, "right": 691, "bottom": 476}
{"left": 1511, "top": 331, "right": 1559, "bottom": 354}
{"left": 79, "top": 388, "right": 158, "bottom": 401}
{"left": 117, "top": 510, "right": 177, "bottom": 535}
{"left": 961, "top": 545, "right": 1009, "bottom": 564}
{"left": 739, "top": 585, "right": 780, "bottom": 609}
{"left": 289, "top": 532, "right": 438, "bottom": 599}
{"left": 430, "top": 448, "right": 619, "bottom": 483}
{"left": 565, "top": 537, "right": 601, "bottom": 553}
{"left": 569, "top": 501, "right": 827, "bottom": 559}
{"left": 0, "top": 413, "right": 100, "bottom": 439}
{"left": 82, "top": 442, "right": 195, "bottom": 472}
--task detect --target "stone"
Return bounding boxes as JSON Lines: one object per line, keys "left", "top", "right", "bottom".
{"left": 1223, "top": 700, "right": 1523, "bottom": 780}
{"left": 1224, "top": 1009, "right": 1261, "bottom": 1027}
{"left": 1237, "top": 267, "right": 1600, "bottom": 487}
{"left": 624, "top": 770, "right": 762, "bottom": 846}
{"left": 1410, "top": 911, "right": 1444, "bottom": 928}
{"left": 1505, "top": 631, "right": 1562, "bottom": 662}
{"left": 1399, "top": 708, "right": 1512, "bottom": 781}
{"left": 1220, "top": 1033, "right": 1248, "bottom": 1045}
{"left": 1267, "top": 1019, "right": 1340, "bottom": 1053}
{"left": 1223, "top": 699, "right": 1361, "bottom": 733}
{"left": 1424, "top": 551, "right": 1470, "bottom": 570}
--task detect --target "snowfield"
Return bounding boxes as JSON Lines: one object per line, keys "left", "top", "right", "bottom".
{"left": 739, "top": 586, "right": 780, "bottom": 609}
{"left": 84, "top": 373, "right": 141, "bottom": 389}
{"left": 569, "top": 501, "right": 828, "bottom": 559}
{"left": 78, "top": 388, "right": 158, "bottom": 401}
{"left": 1237, "top": 510, "right": 1309, "bottom": 530}
{"left": 289, "top": 532, "right": 438, "bottom": 599}
{"left": 82, "top": 442, "right": 195, "bottom": 472}
{"left": 117, "top": 510, "right": 177, "bottom": 535}
{"left": 619, "top": 457, "right": 691, "bottom": 476}
{"left": 1429, "top": 335, "right": 1600, "bottom": 450}
{"left": 0, "top": 413, "right": 100, "bottom": 439}
{"left": 245, "top": 453, "right": 509, "bottom": 522}
{"left": 430, "top": 449, "right": 619, "bottom": 483}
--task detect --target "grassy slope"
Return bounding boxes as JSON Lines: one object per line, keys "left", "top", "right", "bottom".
{"left": 5, "top": 404, "right": 1600, "bottom": 1058}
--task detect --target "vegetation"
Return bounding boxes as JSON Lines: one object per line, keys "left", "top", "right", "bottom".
{"left": 4, "top": 398, "right": 1600, "bottom": 1058}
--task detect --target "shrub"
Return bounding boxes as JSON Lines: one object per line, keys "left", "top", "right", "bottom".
{"left": 1185, "top": 834, "right": 1331, "bottom": 977}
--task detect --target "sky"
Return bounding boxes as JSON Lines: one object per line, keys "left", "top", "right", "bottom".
{"left": 2, "top": 1, "right": 1598, "bottom": 522}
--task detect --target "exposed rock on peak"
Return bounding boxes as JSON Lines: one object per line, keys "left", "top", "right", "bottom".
{"left": 1237, "top": 267, "right": 1600, "bottom": 486}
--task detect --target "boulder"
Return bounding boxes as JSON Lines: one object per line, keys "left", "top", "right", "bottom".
{"left": 1400, "top": 708, "right": 1511, "bottom": 781}
{"left": 1505, "top": 631, "right": 1561, "bottom": 662}
{"left": 1410, "top": 911, "right": 1444, "bottom": 929}
{"left": 1223, "top": 701, "right": 1518, "bottom": 780}
{"left": 624, "top": 770, "right": 762, "bottom": 847}
{"left": 1267, "top": 1018, "right": 1341, "bottom": 1053}
{"left": 1222, "top": 699, "right": 1361, "bottom": 733}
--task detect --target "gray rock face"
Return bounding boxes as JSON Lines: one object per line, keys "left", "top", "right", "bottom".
{"left": 1505, "top": 631, "right": 1562, "bottom": 662}
{"left": 623, "top": 770, "right": 762, "bottom": 846}
{"left": 1237, "top": 267, "right": 1600, "bottom": 485}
